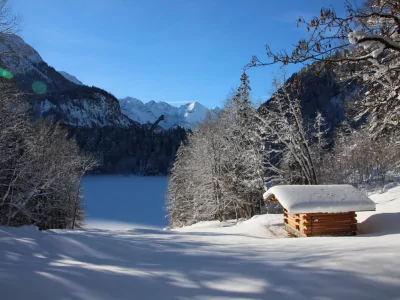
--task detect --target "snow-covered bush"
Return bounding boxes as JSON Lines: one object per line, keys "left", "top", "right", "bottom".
{"left": 321, "top": 125, "right": 400, "bottom": 187}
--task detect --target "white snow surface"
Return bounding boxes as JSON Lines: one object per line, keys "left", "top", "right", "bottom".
{"left": 1, "top": 185, "right": 400, "bottom": 299}
{"left": 119, "top": 97, "right": 220, "bottom": 129}
{"left": 263, "top": 184, "right": 376, "bottom": 214}
{"left": 357, "top": 183, "right": 400, "bottom": 235}
{"left": 174, "top": 214, "right": 288, "bottom": 238}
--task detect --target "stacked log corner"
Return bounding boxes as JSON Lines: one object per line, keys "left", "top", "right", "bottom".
{"left": 283, "top": 209, "right": 357, "bottom": 237}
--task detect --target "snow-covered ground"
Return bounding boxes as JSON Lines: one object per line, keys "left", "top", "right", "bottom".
{"left": 358, "top": 184, "right": 400, "bottom": 235}
{"left": 1, "top": 185, "right": 400, "bottom": 299}
{"left": 174, "top": 214, "right": 288, "bottom": 238}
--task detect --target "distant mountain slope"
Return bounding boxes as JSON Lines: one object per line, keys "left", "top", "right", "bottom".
{"left": 0, "top": 34, "right": 132, "bottom": 128}
{"left": 120, "top": 97, "right": 220, "bottom": 129}
{"left": 0, "top": 34, "right": 77, "bottom": 93}
{"left": 0, "top": 34, "right": 218, "bottom": 130}
{"left": 0, "top": 34, "right": 189, "bottom": 175}
{"left": 59, "top": 71, "right": 84, "bottom": 85}
{"left": 34, "top": 86, "right": 133, "bottom": 127}
{"left": 260, "top": 63, "right": 358, "bottom": 131}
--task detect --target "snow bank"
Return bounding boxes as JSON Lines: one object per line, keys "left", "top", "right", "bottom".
{"left": 264, "top": 185, "right": 376, "bottom": 214}
{"left": 357, "top": 185, "right": 400, "bottom": 235}
{"left": 174, "top": 214, "right": 287, "bottom": 238}
{"left": 381, "top": 182, "right": 398, "bottom": 193}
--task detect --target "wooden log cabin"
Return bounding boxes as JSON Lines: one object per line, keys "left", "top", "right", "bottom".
{"left": 263, "top": 185, "right": 376, "bottom": 237}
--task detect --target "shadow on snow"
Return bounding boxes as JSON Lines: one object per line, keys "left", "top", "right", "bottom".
{"left": 0, "top": 226, "right": 399, "bottom": 300}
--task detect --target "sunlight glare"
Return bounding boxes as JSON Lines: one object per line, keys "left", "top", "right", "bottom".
{"left": 0, "top": 68, "right": 13, "bottom": 79}
{"left": 32, "top": 81, "right": 47, "bottom": 95}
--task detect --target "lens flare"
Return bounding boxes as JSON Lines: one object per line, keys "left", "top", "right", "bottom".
{"left": 0, "top": 68, "right": 13, "bottom": 79}
{"left": 32, "top": 81, "right": 47, "bottom": 95}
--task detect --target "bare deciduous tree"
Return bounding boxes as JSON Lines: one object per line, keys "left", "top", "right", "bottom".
{"left": 248, "top": 0, "right": 400, "bottom": 137}
{"left": 0, "top": 0, "right": 20, "bottom": 58}
{"left": 0, "top": 79, "right": 97, "bottom": 229}
{"left": 167, "top": 74, "right": 266, "bottom": 227}
{"left": 258, "top": 77, "right": 324, "bottom": 185}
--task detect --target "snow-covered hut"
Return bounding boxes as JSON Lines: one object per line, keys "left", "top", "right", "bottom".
{"left": 263, "top": 185, "right": 376, "bottom": 237}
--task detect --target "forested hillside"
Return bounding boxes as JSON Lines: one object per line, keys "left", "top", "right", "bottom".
{"left": 0, "top": 32, "right": 188, "bottom": 176}
{"left": 0, "top": 0, "right": 188, "bottom": 229}
{"left": 167, "top": 0, "right": 400, "bottom": 228}
{"left": 71, "top": 125, "right": 187, "bottom": 175}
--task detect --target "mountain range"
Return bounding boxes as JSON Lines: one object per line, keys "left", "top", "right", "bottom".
{"left": 56, "top": 74, "right": 221, "bottom": 130}
{"left": 0, "top": 34, "right": 133, "bottom": 127}
{"left": 119, "top": 97, "right": 220, "bottom": 130}
{"left": 0, "top": 34, "right": 353, "bottom": 175}
{"left": 0, "top": 34, "right": 218, "bottom": 130}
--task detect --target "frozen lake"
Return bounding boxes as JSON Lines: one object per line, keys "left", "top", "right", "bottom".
{"left": 82, "top": 175, "right": 169, "bottom": 228}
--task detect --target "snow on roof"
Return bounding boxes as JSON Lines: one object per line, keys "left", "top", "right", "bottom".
{"left": 263, "top": 185, "right": 376, "bottom": 214}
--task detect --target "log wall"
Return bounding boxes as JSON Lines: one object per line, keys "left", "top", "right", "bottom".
{"left": 283, "top": 209, "right": 357, "bottom": 237}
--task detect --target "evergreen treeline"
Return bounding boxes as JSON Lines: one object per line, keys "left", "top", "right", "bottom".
{"left": 69, "top": 125, "right": 187, "bottom": 175}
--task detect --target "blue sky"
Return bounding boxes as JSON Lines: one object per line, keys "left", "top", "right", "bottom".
{"left": 13, "top": 0, "right": 345, "bottom": 108}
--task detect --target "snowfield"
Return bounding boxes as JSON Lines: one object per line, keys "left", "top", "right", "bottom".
{"left": 1, "top": 186, "right": 400, "bottom": 299}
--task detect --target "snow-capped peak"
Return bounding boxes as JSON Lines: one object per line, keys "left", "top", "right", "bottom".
{"left": 119, "top": 97, "right": 220, "bottom": 130}
{"left": 187, "top": 102, "right": 197, "bottom": 111}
